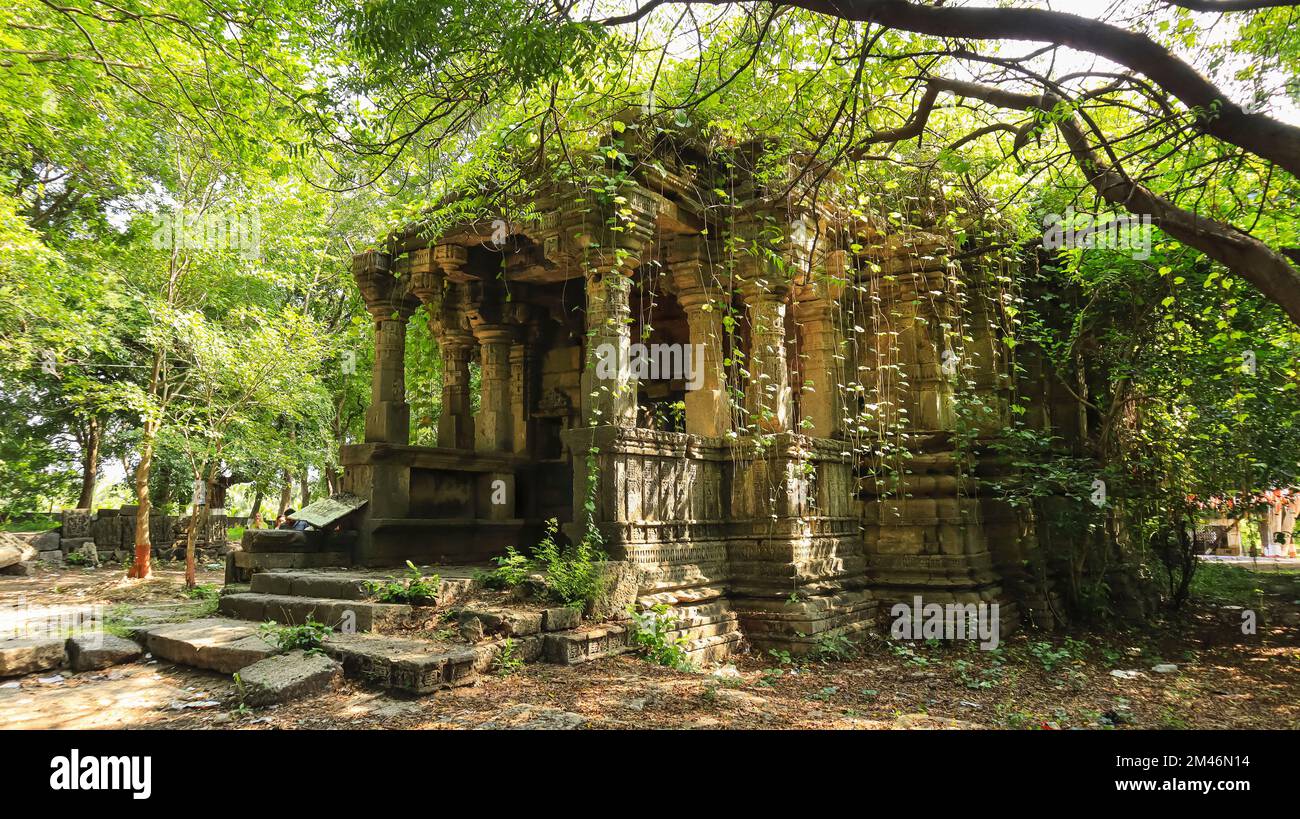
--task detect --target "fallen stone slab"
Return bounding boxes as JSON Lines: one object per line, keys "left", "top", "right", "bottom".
{"left": 457, "top": 607, "right": 542, "bottom": 638}
{"left": 142, "top": 618, "right": 276, "bottom": 673}
{"left": 218, "top": 592, "right": 416, "bottom": 632}
{"left": 322, "top": 633, "right": 480, "bottom": 695}
{"left": 1, "top": 560, "right": 37, "bottom": 576}
{"left": 23, "top": 531, "right": 61, "bottom": 552}
{"left": 0, "top": 637, "right": 66, "bottom": 677}
{"left": 0, "top": 532, "right": 37, "bottom": 570}
{"left": 542, "top": 624, "right": 633, "bottom": 665}
{"left": 542, "top": 606, "right": 581, "bottom": 632}
{"left": 235, "top": 650, "right": 341, "bottom": 705}
{"left": 66, "top": 634, "right": 144, "bottom": 672}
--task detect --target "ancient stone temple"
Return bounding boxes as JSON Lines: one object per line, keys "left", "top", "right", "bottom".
{"left": 335, "top": 122, "right": 1056, "bottom": 659}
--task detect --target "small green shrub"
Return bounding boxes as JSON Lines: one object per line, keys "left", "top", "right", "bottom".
{"left": 366, "top": 561, "right": 440, "bottom": 604}
{"left": 493, "top": 638, "right": 525, "bottom": 676}
{"left": 1027, "top": 640, "right": 1074, "bottom": 673}
{"left": 630, "top": 603, "right": 694, "bottom": 671}
{"left": 480, "top": 546, "right": 532, "bottom": 589}
{"left": 64, "top": 551, "right": 88, "bottom": 566}
{"left": 808, "top": 632, "right": 858, "bottom": 663}
{"left": 481, "top": 519, "right": 605, "bottom": 611}
{"left": 532, "top": 518, "right": 605, "bottom": 611}
{"left": 259, "top": 619, "right": 332, "bottom": 654}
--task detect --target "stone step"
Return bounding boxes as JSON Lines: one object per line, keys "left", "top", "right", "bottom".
{"left": 235, "top": 649, "right": 342, "bottom": 705}
{"left": 141, "top": 619, "right": 277, "bottom": 674}
{"left": 0, "top": 637, "right": 66, "bottom": 677}
{"left": 542, "top": 623, "right": 634, "bottom": 666}
{"left": 247, "top": 569, "right": 478, "bottom": 605}
{"left": 217, "top": 593, "right": 429, "bottom": 633}
{"left": 321, "top": 632, "right": 485, "bottom": 694}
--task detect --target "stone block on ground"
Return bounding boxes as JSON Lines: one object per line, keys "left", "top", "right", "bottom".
{"left": 456, "top": 607, "right": 542, "bottom": 638}
{"left": 235, "top": 649, "right": 341, "bottom": 705}
{"left": 437, "top": 577, "right": 477, "bottom": 607}
{"left": 542, "top": 624, "right": 633, "bottom": 665}
{"left": 542, "top": 606, "right": 581, "bottom": 631}
{"left": 322, "top": 633, "right": 478, "bottom": 694}
{"left": 28, "top": 531, "right": 61, "bottom": 552}
{"left": 61, "top": 509, "right": 92, "bottom": 538}
{"left": 242, "top": 529, "right": 311, "bottom": 553}
{"left": 0, "top": 532, "right": 37, "bottom": 570}
{"left": 1, "top": 560, "right": 37, "bottom": 576}
{"left": 143, "top": 618, "right": 276, "bottom": 673}
{"left": 38, "top": 550, "right": 63, "bottom": 567}
{"left": 66, "top": 634, "right": 143, "bottom": 671}
{"left": 0, "top": 637, "right": 66, "bottom": 677}
{"left": 218, "top": 593, "right": 415, "bottom": 633}
{"left": 586, "top": 561, "right": 644, "bottom": 621}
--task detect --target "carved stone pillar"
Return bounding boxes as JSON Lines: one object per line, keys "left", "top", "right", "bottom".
{"left": 439, "top": 331, "right": 475, "bottom": 449}
{"left": 792, "top": 254, "right": 847, "bottom": 439}
{"left": 472, "top": 324, "right": 514, "bottom": 452}
{"left": 509, "top": 314, "right": 542, "bottom": 455}
{"left": 411, "top": 247, "right": 476, "bottom": 450}
{"left": 738, "top": 276, "right": 792, "bottom": 433}
{"left": 353, "top": 251, "right": 420, "bottom": 445}
{"left": 581, "top": 268, "right": 637, "bottom": 427}
{"left": 669, "top": 247, "right": 729, "bottom": 438}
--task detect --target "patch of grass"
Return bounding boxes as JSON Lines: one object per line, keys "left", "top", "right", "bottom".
{"left": 102, "top": 603, "right": 136, "bottom": 639}
{"left": 183, "top": 582, "right": 221, "bottom": 601}
{"left": 1189, "top": 561, "right": 1266, "bottom": 606}
{"left": 1026, "top": 640, "right": 1077, "bottom": 673}
{"left": 0, "top": 517, "right": 59, "bottom": 532}
{"left": 531, "top": 518, "right": 605, "bottom": 611}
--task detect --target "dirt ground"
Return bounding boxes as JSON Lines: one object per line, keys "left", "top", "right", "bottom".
{"left": 1, "top": 563, "right": 1297, "bottom": 730}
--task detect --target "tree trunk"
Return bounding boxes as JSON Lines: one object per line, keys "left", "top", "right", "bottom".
{"left": 249, "top": 491, "right": 264, "bottom": 529}
{"left": 184, "top": 473, "right": 201, "bottom": 590}
{"left": 278, "top": 472, "right": 292, "bottom": 516}
{"left": 76, "top": 416, "right": 101, "bottom": 510}
{"left": 300, "top": 470, "right": 310, "bottom": 508}
{"left": 127, "top": 420, "right": 158, "bottom": 579}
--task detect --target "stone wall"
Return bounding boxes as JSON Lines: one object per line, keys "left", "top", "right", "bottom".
{"left": 41, "top": 507, "right": 230, "bottom": 566}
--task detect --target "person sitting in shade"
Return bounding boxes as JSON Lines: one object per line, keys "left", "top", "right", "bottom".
{"left": 278, "top": 508, "right": 312, "bottom": 531}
